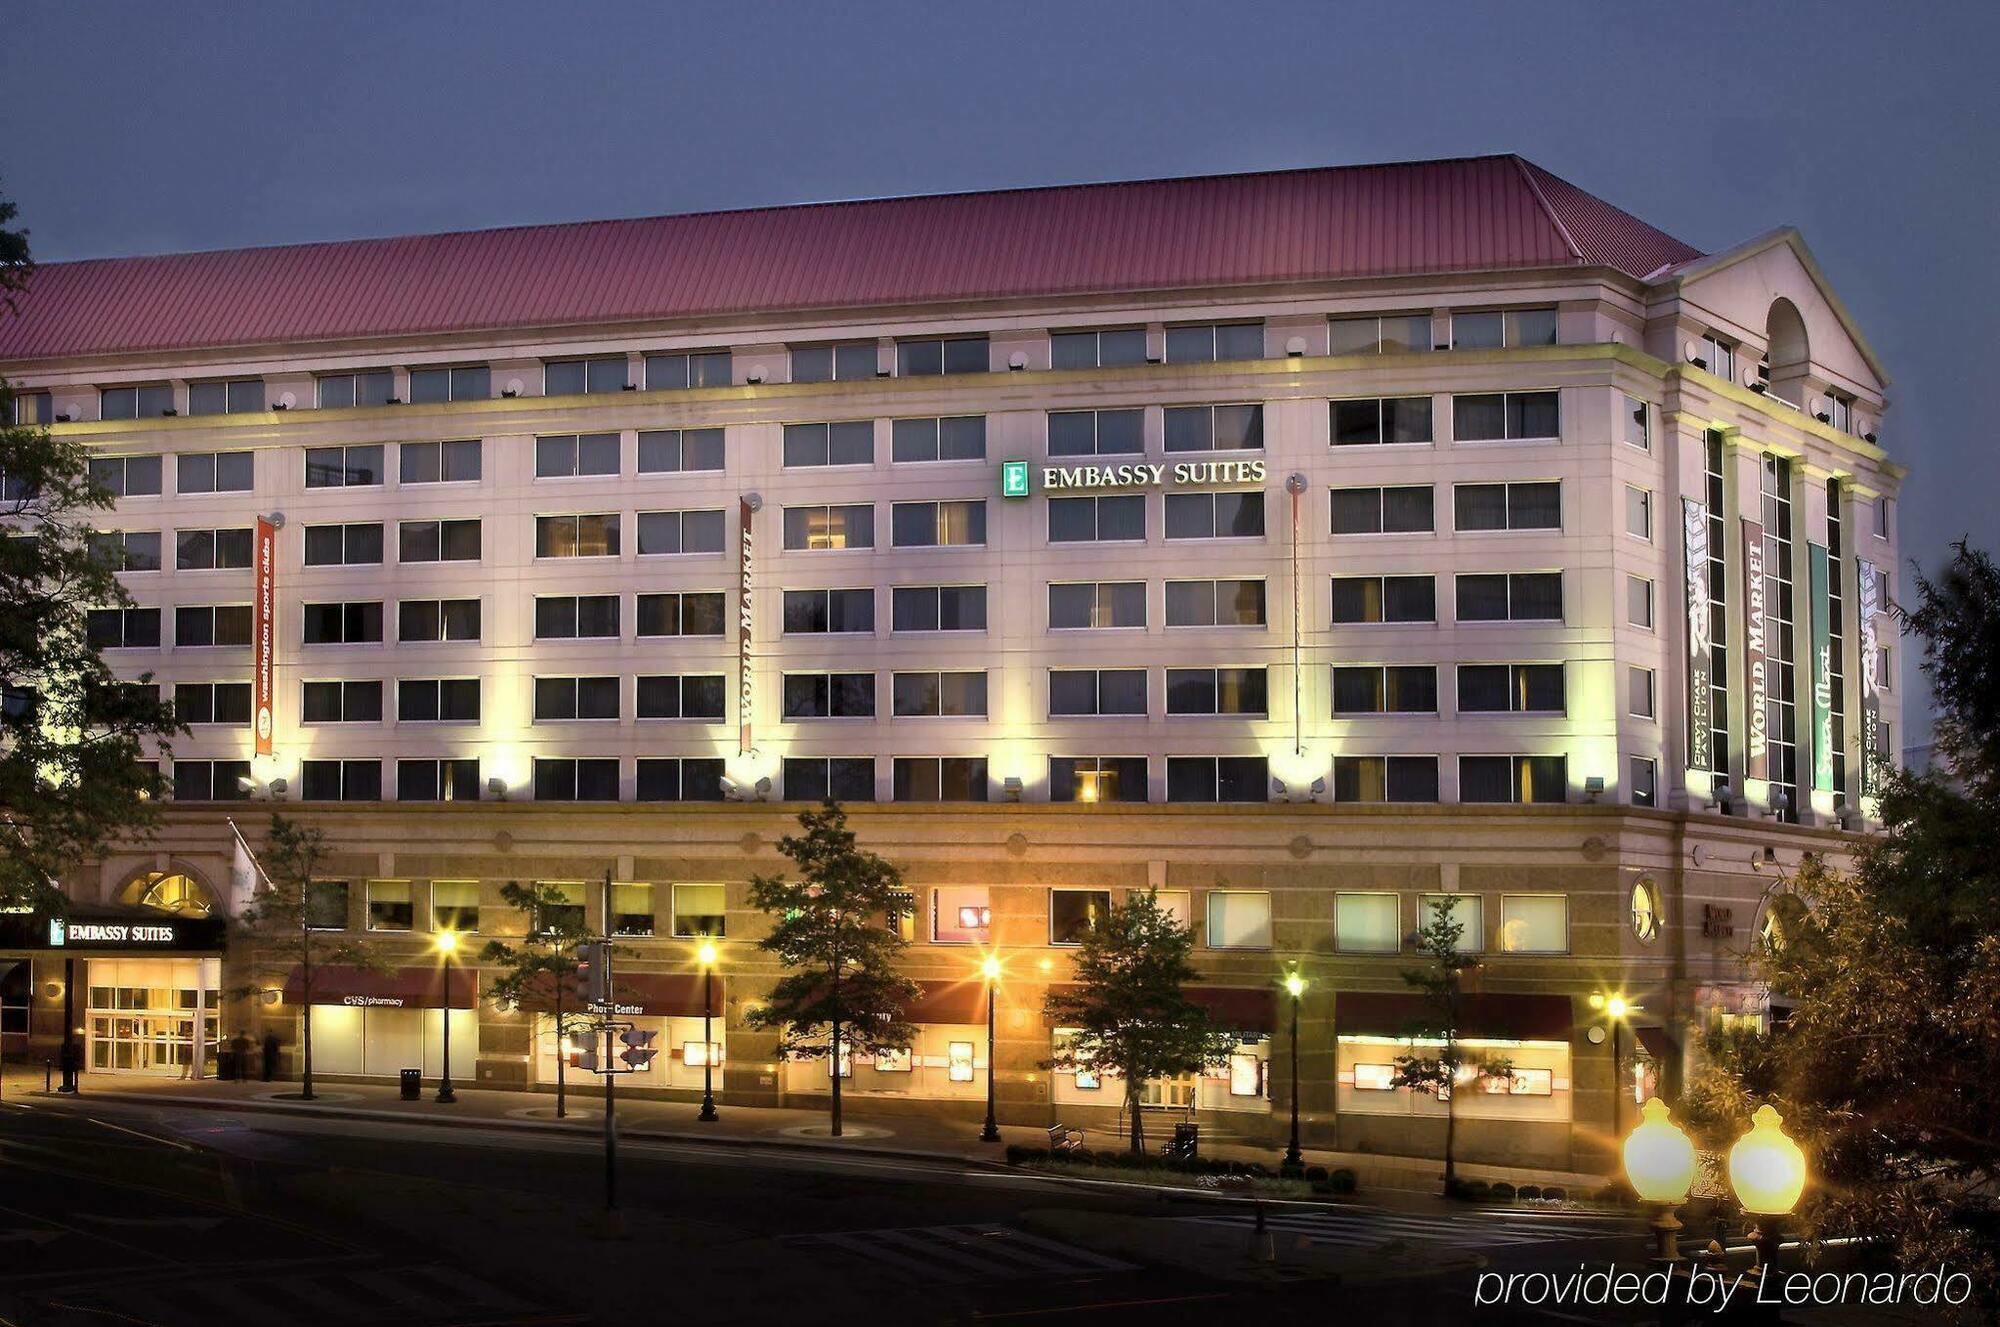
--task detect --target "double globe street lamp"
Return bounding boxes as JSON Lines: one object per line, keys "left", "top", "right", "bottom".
{"left": 1623, "top": 1096, "right": 1808, "bottom": 1276}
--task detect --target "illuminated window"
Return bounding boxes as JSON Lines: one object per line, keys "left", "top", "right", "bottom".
{"left": 1417, "top": 893, "right": 1482, "bottom": 951}
{"left": 947, "top": 1042, "right": 976, "bottom": 1082}
{"left": 1630, "top": 880, "right": 1659, "bottom": 943}
{"left": 872, "top": 1047, "right": 911, "bottom": 1072}
{"left": 1352, "top": 1063, "right": 1397, "bottom": 1091}
{"left": 1334, "top": 893, "right": 1399, "bottom": 953}
{"left": 1050, "top": 889, "right": 1111, "bottom": 945}
{"left": 932, "top": 886, "right": 990, "bottom": 945}
{"left": 782, "top": 504, "right": 873, "bottom": 551}
{"left": 1206, "top": 891, "right": 1272, "bottom": 949}
{"left": 1228, "top": 1054, "right": 1263, "bottom": 1097}
{"left": 683, "top": 1041, "right": 724, "bottom": 1068}
{"left": 1494, "top": 895, "right": 1569, "bottom": 954}
{"left": 672, "top": 884, "right": 727, "bottom": 939}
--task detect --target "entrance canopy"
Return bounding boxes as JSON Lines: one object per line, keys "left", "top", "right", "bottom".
{"left": 284, "top": 964, "right": 475, "bottom": 1010}
{"left": 0, "top": 900, "right": 225, "bottom": 956}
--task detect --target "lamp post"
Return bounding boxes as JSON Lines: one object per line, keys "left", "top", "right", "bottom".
{"left": 435, "top": 931, "right": 459, "bottom": 1103}
{"left": 1623, "top": 1097, "right": 1696, "bottom": 1264}
{"left": 1729, "top": 1104, "right": 1807, "bottom": 1276}
{"left": 1592, "top": 992, "right": 1636, "bottom": 1138}
{"left": 697, "top": 940, "right": 719, "bottom": 1122}
{"left": 979, "top": 955, "right": 1002, "bottom": 1142}
{"left": 1282, "top": 971, "right": 1306, "bottom": 1170}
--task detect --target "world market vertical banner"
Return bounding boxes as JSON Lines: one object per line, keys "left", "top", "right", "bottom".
{"left": 1807, "top": 542, "right": 1835, "bottom": 793}
{"left": 738, "top": 496, "right": 756, "bottom": 756}
{"left": 1682, "top": 497, "right": 1712, "bottom": 773}
{"left": 1858, "top": 558, "right": 1884, "bottom": 795}
{"left": 1741, "top": 517, "right": 1770, "bottom": 783}
{"left": 252, "top": 516, "right": 276, "bottom": 757}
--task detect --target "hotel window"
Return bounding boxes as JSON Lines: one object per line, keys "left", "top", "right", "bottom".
{"left": 1827, "top": 479, "right": 1848, "bottom": 806}
{"left": 1335, "top": 893, "right": 1400, "bottom": 953}
{"left": 398, "top": 518, "right": 481, "bottom": 563}
{"left": 1460, "top": 754, "right": 1568, "bottom": 804}
{"left": 1763, "top": 454, "right": 1801, "bottom": 821}
{"left": 1418, "top": 893, "right": 1482, "bottom": 951}
{"left": 1629, "top": 666, "right": 1657, "bottom": 720}
{"left": 672, "top": 884, "right": 728, "bottom": 938}
{"left": 304, "top": 445, "right": 384, "bottom": 489}
{"left": 892, "top": 499, "right": 986, "bottom": 547}
{"left": 533, "top": 883, "right": 589, "bottom": 933}
{"left": 100, "top": 384, "right": 174, "bottom": 419}
{"left": 644, "top": 350, "right": 732, "bottom": 391}
{"left": 176, "top": 451, "right": 254, "bottom": 494}
{"left": 1050, "top": 889, "right": 1112, "bottom": 945}
{"left": 302, "top": 601, "right": 384, "bottom": 645}
{"left": 1624, "top": 396, "right": 1650, "bottom": 451}
{"left": 1333, "top": 755, "right": 1440, "bottom": 803}
{"left": 536, "top": 513, "right": 620, "bottom": 558}
{"left": 1874, "top": 495, "right": 1890, "bottom": 538}
{"left": 186, "top": 379, "right": 265, "bottom": 416}
{"left": 300, "top": 879, "right": 350, "bottom": 931}
{"left": 534, "top": 676, "right": 620, "bottom": 722}
{"left": 637, "top": 508, "right": 726, "bottom": 555}
{"left": 303, "top": 760, "right": 382, "bottom": 803}
{"left": 1051, "top": 327, "right": 1148, "bottom": 369}
{"left": 399, "top": 439, "right": 481, "bottom": 485}
{"left": 1455, "top": 572, "right": 1563, "bottom": 622}
{"left": 1625, "top": 485, "right": 1653, "bottom": 540}
{"left": 1048, "top": 668, "right": 1146, "bottom": 716}
{"left": 638, "top": 428, "right": 725, "bottom": 473}
{"left": 174, "top": 527, "right": 254, "bottom": 571}
{"left": 397, "top": 679, "right": 481, "bottom": 723}
{"left": 1165, "top": 490, "right": 1263, "bottom": 539}
{"left": 173, "top": 759, "right": 252, "bottom": 802}
{"left": 783, "top": 421, "right": 873, "bottom": 468}
{"left": 1051, "top": 756, "right": 1147, "bottom": 803}
{"left": 1457, "top": 664, "right": 1565, "bottom": 715}
{"left": 408, "top": 365, "right": 490, "bottom": 403}
{"left": 1330, "top": 396, "right": 1433, "bottom": 446}
{"left": 781, "top": 671, "right": 876, "bottom": 718}
{"left": 398, "top": 598, "right": 480, "bottom": 643}
{"left": 9, "top": 390, "right": 54, "bottom": 425}
{"left": 1495, "top": 894, "right": 1569, "bottom": 954}
{"left": 88, "top": 455, "right": 163, "bottom": 498}
{"left": 636, "top": 674, "right": 727, "bottom": 720}
{"left": 1206, "top": 890, "right": 1273, "bottom": 948}
{"left": 432, "top": 881, "right": 480, "bottom": 934}
{"left": 397, "top": 759, "right": 481, "bottom": 803}
{"left": 892, "top": 671, "right": 988, "bottom": 717}
{"left": 536, "top": 432, "right": 621, "bottom": 478}
{"left": 301, "top": 680, "right": 383, "bottom": 724}
{"left": 532, "top": 759, "right": 620, "bottom": 802}
{"left": 1451, "top": 307, "right": 1557, "bottom": 349}
{"left": 782, "top": 504, "right": 873, "bottom": 551}
{"left": 1330, "top": 485, "right": 1434, "bottom": 535}
{"left": 1048, "top": 494, "right": 1144, "bottom": 542}
{"left": 1451, "top": 391, "right": 1560, "bottom": 442}
{"left": 92, "top": 530, "right": 163, "bottom": 572}
{"left": 636, "top": 758, "right": 726, "bottom": 803}
{"left": 1164, "top": 404, "right": 1263, "bottom": 452}
{"left": 893, "top": 757, "right": 989, "bottom": 802}
{"left": 1166, "top": 756, "right": 1269, "bottom": 803}
{"left": 1631, "top": 756, "right": 1658, "bottom": 809}
{"left": 315, "top": 370, "right": 393, "bottom": 410}
{"left": 1164, "top": 578, "right": 1265, "bottom": 627}
{"left": 1048, "top": 408, "right": 1143, "bottom": 457}
{"left": 1695, "top": 333, "right": 1735, "bottom": 379}
{"left": 545, "top": 357, "right": 628, "bottom": 396}
{"left": 783, "top": 588, "right": 875, "bottom": 635}
{"left": 790, "top": 342, "right": 876, "bottom": 383}
{"left": 1332, "top": 665, "right": 1438, "bottom": 715}
{"left": 174, "top": 604, "right": 251, "bottom": 648}
{"left": 932, "top": 885, "right": 991, "bottom": 944}
{"left": 891, "top": 585, "right": 986, "bottom": 632}
{"left": 896, "top": 335, "right": 989, "bottom": 377}
{"left": 1628, "top": 575, "right": 1655, "bottom": 630}
{"left": 1453, "top": 481, "right": 1560, "bottom": 531}
{"left": 303, "top": 522, "right": 385, "bottom": 566}
{"left": 1049, "top": 581, "right": 1145, "bottom": 630}
{"left": 1166, "top": 667, "right": 1266, "bottom": 716}
{"left": 1823, "top": 392, "right": 1853, "bottom": 433}
{"left": 1165, "top": 322, "right": 1263, "bottom": 363}
{"left": 85, "top": 607, "right": 160, "bottom": 649}
{"left": 366, "top": 881, "right": 413, "bottom": 931}
{"left": 1330, "top": 575, "right": 1436, "bottom": 624}
{"left": 783, "top": 757, "right": 875, "bottom": 801}
{"left": 1328, "top": 313, "right": 1432, "bottom": 355}
{"left": 892, "top": 415, "right": 986, "bottom": 463}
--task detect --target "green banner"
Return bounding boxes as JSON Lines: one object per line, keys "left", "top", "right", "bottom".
{"left": 1807, "top": 542, "right": 1835, "bottom": 793}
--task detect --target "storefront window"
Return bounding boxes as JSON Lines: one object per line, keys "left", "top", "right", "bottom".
{"left": 1050, "top": 889, "right": 1111, "bottom": 945}
{"left": 367, "top": 880, "right": 412, "bottom": 931}
{"left": 672, "top": 883, "right": 726, "bottom": 938}
{"left": 613, "top": 883, "right": 655, "bottom": 937}
{"left": 932, "top": 886, "right": 990, "bottom": 944}
{"left": 1205, "top": 890, "right": 1272, "bottom": 949}
{"left": 1494, "top": 895, "right": 1569, "bottom": 954}
{"left": 683, "top": 1040, "right": 723, "bottom": 1067}
{"left": 946, "top": 1041, "right": 975, "bottom": 1082}
{"left": 431, "top": 881, "right": 479, "bottom": 934}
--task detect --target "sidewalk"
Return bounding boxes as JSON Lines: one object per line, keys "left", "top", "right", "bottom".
{"left": 0, "top": 1063, "right": 1607, "bottom": 1196}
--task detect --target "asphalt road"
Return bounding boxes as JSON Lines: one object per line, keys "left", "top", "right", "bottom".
{"left": 0, "top": 1095, "right": 1657, "bottom": 1327}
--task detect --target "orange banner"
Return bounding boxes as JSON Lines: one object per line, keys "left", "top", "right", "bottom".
{"left": 253, "top": 517, "right": 275, "bottom": 757}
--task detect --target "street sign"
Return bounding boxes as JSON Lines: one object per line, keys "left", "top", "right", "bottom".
{"left": 618, "top": 1027, "right": 659, "bottom": 1071}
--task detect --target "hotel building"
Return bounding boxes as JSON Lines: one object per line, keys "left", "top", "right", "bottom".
{"left": 0, "top": 156, "right": 1903, "bottom": 1172}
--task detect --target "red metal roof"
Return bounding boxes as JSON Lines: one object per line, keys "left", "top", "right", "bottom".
{"left": 0, "top": 155, "right": 1700, "bottom": 363}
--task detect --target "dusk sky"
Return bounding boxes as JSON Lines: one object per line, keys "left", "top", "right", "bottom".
{"left": 5, "top": 1, "right": 1991, "bottom": 741}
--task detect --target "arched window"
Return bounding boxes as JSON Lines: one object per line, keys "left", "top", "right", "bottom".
{"left": 1764, "top": 298, "right": 1810, "bottom": 403}
{"left": 123, "top": 871, "right": 216, "bottom": 919}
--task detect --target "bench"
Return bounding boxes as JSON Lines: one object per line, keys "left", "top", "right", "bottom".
{"left": 1047, "top": 1123, "right": 1084, "bottom": 1155}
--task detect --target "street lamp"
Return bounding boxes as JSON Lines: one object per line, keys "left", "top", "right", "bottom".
{"left": 1591, "top": 992, "right": 1637, "bottom": 1138}
{"left": 435, "top": 931, "right": 460, "bottom": 1104}
{"left": 979, "top": 954, "right": 1002, "bottom": 1142}
{"left": 1622, "top": 1097, "right": 1696, "bottom": 1262}
{"left": 697, "top": 939, "right": 720, "bottom": 1122}
{"left": 1282, "top": 971, "right": 1307, "bottom": 1170}
{"left": 1730, "top": 1104, "right": 1807, "bottom": 1271}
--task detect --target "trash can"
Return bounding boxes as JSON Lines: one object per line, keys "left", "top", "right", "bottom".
{"left": 399, "top": 1068, "right": 422, "bottom": 1101}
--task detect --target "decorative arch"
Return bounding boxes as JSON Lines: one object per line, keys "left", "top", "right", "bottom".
{"left": 1764, "top": 297, "right": 1811, "bottom": 401}
{"left": 115, "top": 866, "right": 221, "bottom": 919}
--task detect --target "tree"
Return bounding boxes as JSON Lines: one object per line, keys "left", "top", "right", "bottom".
{"left": 1044, "top": 890, "right": 1236, "bottom": 1153}
{"left": 1685, "top": 541, "right": 2000, "bottom": 1312}
{"left": 1390, "top": 896, "right": 1511, "bottom": 1194}
{"left": 745, "top": 802, "right": 920, "bottom": 1137}
{"left": 239, "top": 815, "right": 380, "bottom": 1100}
{"left": 481, "top": 880, "right": 597, "bottom": 1119}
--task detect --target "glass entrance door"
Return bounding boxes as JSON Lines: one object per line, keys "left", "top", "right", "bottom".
{"left": 85, "top": 958, "right": 219, "bottom": 1076}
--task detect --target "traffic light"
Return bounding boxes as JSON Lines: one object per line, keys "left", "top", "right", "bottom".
{"left": 618, "top": 1027, "right": 659, "bottom": 1071}
{"left": 565, "top": 1024, "right": 602, "bottom": 1072}
{"left": 574, "top": 941, "right": 610, "bottom": 1008}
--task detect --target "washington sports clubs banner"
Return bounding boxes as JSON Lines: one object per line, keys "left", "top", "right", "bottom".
{"left": 252, "top": 516, "right": 276, "bottom": 757}
{"left": 1681, "top": 497, "right": 1712, "bottom": 773}
{"left": 1858, "top": 558, "right": 1885, "bottom": 795}
{"left": 1807, "top": 542, "right": 1835, "bottom": 794}
{"left": 1740, "top": 516, "right": 1771, "bottom": 784}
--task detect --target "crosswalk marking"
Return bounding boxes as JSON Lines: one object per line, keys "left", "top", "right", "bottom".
{"left": 1174, "top": 1206, "right": 1627, "bottom": 1252}
{"left": 789, "top": 1223, "right": 1136, "bottom": 1285}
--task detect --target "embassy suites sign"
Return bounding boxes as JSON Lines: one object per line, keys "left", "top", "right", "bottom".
{"left": 1003, "top": 458, "right": 1266, "bottom": 495}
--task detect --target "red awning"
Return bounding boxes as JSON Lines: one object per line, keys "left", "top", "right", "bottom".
{"left": 1335, "top": 991, "right": 1573, "bottom": 1041}
{"left": 513, "top": 971, "right": 712, "bottom": 1019}
{"left": 1634, "top": 1026, "right": 1677, "bottom": 1061}
{"left": 1039, "top": 984, "right": 1273, "bottom": 1034}
{"left": 283, "top": 964, "right": 475, "bottom": 1010}
{"left": 906, "top": 979, "right": 990, "bottom": 1025}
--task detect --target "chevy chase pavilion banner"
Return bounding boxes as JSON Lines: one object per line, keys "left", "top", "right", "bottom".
{"left": 1858, "top": 558, "right": 1885, "bottom": 795}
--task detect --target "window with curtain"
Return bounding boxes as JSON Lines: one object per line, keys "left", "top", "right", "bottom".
{"left": 1495, "top": 895, "right": 1568, "bottom": 953}
{"left": 1205, "top": 891, "right": 1272, "bottom": 949}
{"left": 1335, "top": 893, "right": 1400, "bottom": 953}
